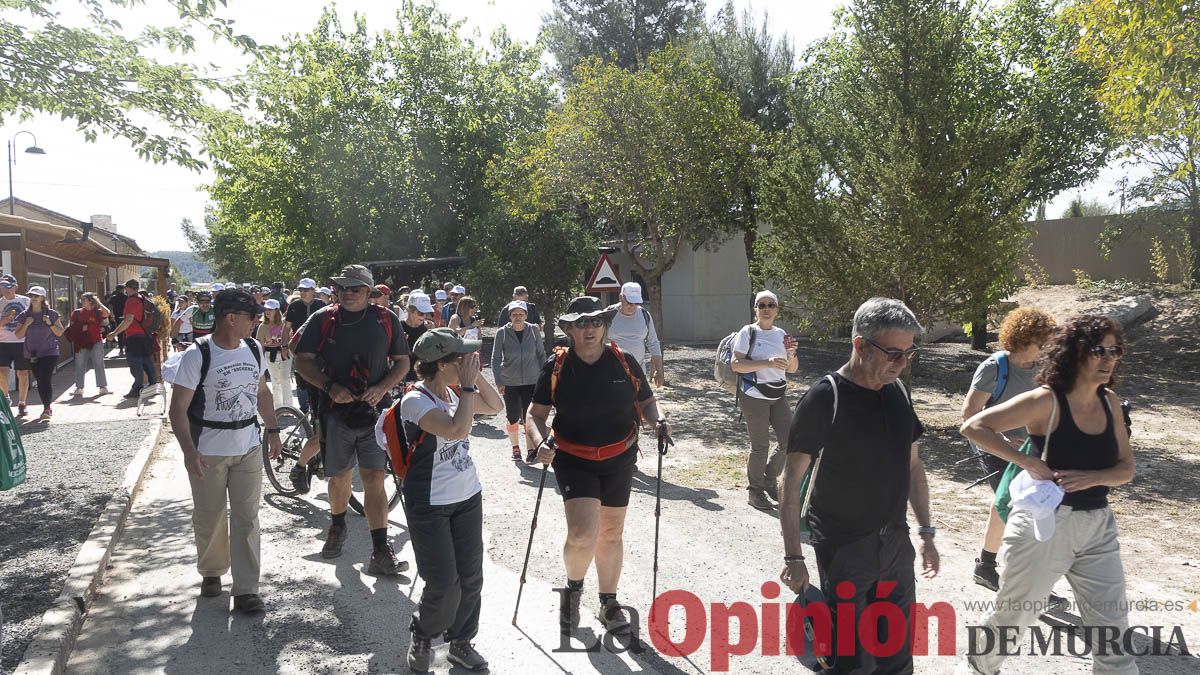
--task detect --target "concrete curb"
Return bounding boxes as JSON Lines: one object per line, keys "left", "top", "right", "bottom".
{"left": 12, "top": 417, "right": 167, "bottom": 675}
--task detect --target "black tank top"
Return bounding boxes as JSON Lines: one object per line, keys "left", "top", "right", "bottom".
{"left": 1029, "top": 389, "right": 1119, "bottom": 510}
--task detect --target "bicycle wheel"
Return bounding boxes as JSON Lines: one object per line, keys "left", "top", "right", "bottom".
{"left": 263, "top": 405, "right": 311, "bottom": 496}
{"left": 347, "top": 456, "right": 403, "bottom": 515}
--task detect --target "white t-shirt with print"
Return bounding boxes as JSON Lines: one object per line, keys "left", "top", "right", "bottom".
{"left": 732, "top": 324, "right": 788, "bottom": 400}
{"left": 173, "top": 338, "right": 266, "bottom": 456}
{"left": 172, "top": 305, "right": 196, "bottom": 333}
{"left": 394, "top": 385, "right": 482, "bottom": 506}
{"left": 1, "top": 294, "right": 30, "bottom": 343}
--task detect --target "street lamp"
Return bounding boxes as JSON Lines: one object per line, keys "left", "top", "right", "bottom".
{"left": 7, "top": 131, "right": 48, "bottom": 215}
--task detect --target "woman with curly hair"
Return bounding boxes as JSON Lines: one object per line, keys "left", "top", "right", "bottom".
{"left": 961, "top": 315, "right": 1136, "bottom": 675}
{"left": 960, "top": 307, "right": 1056, "bottom": 591}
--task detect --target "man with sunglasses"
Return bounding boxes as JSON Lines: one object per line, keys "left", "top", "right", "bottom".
{"left": 295, "top": 264, "right": 411, "bottom": 576}
{"left": 779, "top": 297, "right": 938, "bottom": 674}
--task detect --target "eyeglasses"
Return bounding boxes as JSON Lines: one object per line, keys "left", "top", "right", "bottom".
{"left": 571, "top": 317, "right": 605, "bottom": 329}
{"left": 863, "top": 337, "right": 920, "bottom": 363}
{"left": 1088, "top": 345, "right": 1124, "bottom": 360}
{"left": 757, "top": 302, "right": 777, "bottom": 309}
{"left": 337, "top": 285, "right": 368, "bottom": 294}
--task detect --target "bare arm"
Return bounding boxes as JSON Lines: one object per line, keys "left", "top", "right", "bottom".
{"left": 961, "top": 387, "right": 1056, "bottom": 473}
{"left": 731, "top": 350, "right": 786, "bottom": 374}
{"left": 49, "top": 318, "right": 65, "bottom": 337}
{"left": 168, "top": 384, "right": 198, "bottom": 455}
{"left": 909, "top": 442, "right": 940, "bottom": 579}
{"left": 779, "top": 451, "right": 813, "bottom": 593}
{"left": 527, "top": 402, "right": 552, "bottom": 450}
{"left": 414, "top": 391, "right": 477, "bottom": 440}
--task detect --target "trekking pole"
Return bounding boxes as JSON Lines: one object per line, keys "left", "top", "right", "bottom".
{"left": 966, "top": 470, "right": 1000, "bottom": 490}
{"left": 651, "top": 418, "right": 673, "bottom": 615}
{"left": 513, "top": 439, "right": 552, "bottom": 626}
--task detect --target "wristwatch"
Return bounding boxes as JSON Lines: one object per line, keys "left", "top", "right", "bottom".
{"left": 918, "top": 526, "right": 936, "bottom": 537}
{"left": 265, "top": 428, "right": 281, "bottom": 435}
{"left": 322, "top": 380, "right": 334, "bottom": 394}
{"left": 460, "top": 385, "right": 479, "bottom": 393}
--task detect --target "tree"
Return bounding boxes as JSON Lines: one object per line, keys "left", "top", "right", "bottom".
{"left": 541, "top": 0, "right": 704, "bottom": 83}
{"left": 1068, "top": 0, "right": 1200, "bottom": 282}
{"left": 517, "top": 47, "right": 758, "bottom": 330}
{"left": 1, "top": 0, "right": 257, "bottom": 170}
{"left": 193, "top": 2, "right": 554, "bottom": 282}
{"left": 757, "top": 0, "right": 1110, "bottom": 348}
{"left": 1061, "top": 195, "right": 1114, "bottom": 218}
{"left": 690, "top": 1, "right": 794, "bottom": 298}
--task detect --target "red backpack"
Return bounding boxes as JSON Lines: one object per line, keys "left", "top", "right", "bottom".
{"left": 288, "top": 303, "right": 394, "bottom": 353}
{"left": 379, "top": 383, "right": 459, "bottom": 479}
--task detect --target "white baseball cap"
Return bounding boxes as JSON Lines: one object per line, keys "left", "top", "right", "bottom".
{"left": 297, "top": 278, "right": 317, "bottom": 290}
{"left": 620, "top": 282, "right": 643, "bottom": 304}
{"left": 435, "top": 289, "right": 448, "bottom": 300}
{"left": 504, "top": 300, "right": 529, "bottom": 314}
{"left": 754, "top": 290, "right": 779, "bottom": 306}
{"left": 27, "top": 285, "right": 47, "bottom": 297}
{"left": 409, "top": 294, "right": 435, "bottom": 314}
{"left": 263, "top": 299, "right": 280, "bottom": 310}
{"left": 452, "top": 285, "right": 466, "bottom": 295}
{"left": 212, "top": 283, "right": 225, "bottom": 292}
{"left": 1009, "top": 470, "right": 1064, "bottom": 542}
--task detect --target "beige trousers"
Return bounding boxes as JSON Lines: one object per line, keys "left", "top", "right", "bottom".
{"left": 188, "top": 446, "right": 262, "bottom": 596}
{"left": 967, "top": 505, "right": 1138, "bottom": 674}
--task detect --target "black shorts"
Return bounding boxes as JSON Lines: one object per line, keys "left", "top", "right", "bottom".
{"left": 552, "top": 445, "right": 638, "bottom": 507}
{"left": 0, "top": 342, "right": 29, "bottom": 370}
{"left": 971, "top": 444, "right": 1011, "bottom": 492}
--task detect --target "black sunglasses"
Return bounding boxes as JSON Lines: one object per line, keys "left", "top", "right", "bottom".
{"left": 571, "top": 317, "right": 606, "bottom": 329}
{"left": 1088, "top": 345, "right": 1124, "bottom": 360}
{"left": 757, "top": 302, "right": 777, "bottom": 309}
{"left": 863, "top": 337, "right": 920, "bottom": 363}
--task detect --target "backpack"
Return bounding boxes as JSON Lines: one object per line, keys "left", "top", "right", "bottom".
{"left": 606, "top": 303, "right": 652, "bottom": 332}
{"left": 986, "top": 351, "right": 1009, "bottom": 406}
{"left": 290, "top": 303, "right": 394, "bottom": 354}
{"left": 551, "top": 343, "right": 642, "bottom": 424}
{"left": 136, "top": 296, "right": 163, "bottom": 334}
{"left": 714, "top": 326, "right": 756, "bottom": 392}
{"left": 379, "top": 383, "right": 460, "bottom": 479}
{"left": 184, "top": 336, "right": 263, "bottom": 446}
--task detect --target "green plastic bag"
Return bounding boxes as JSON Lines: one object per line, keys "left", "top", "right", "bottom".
{"left": 0, "top": 394, "right": 27, "bottom": 490}
{"left": 992, "top": 437, "right": 1037, "bottom": 522}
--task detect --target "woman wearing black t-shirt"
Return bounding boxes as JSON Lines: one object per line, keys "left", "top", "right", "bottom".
{"left": 961, "top": 315, "right": 1136, "bottom": 675}
{"left": 527, "top": 296, "right": 667, "bottom": 639}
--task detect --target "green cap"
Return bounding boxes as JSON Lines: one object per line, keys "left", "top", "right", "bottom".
{"left": 413, "top": 327, "right": 482, "bottom": 362}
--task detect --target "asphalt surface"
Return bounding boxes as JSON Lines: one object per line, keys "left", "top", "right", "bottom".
{"left": 0, "top": 418, "right": 155, "bottom": 675}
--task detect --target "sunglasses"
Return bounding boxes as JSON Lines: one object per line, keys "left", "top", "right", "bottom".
{"left": 1088, "top": 345, "right": 1124, "bottom": 360}
{"left": 864, "top": 337, "right": 921, "bottom": 363}
{"left": 571, "top": 317, "right": 606, "bottom": 329}
{"left": 336, "top": 285, "right": 368, "bottom": 294}
{"left": 757, "top": 302, "right": 778, "bottom": 309}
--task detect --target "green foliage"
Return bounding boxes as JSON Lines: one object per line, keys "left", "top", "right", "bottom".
{"left": 1073, "top": 268, "right": 1092, "bottom": 287}
{"left": 0, "top": 0, "right": 258, "bottom": 170}
{"left": 516, "top": 46, "right": 758, "bottom": 327}
{"left": 758, "top": 0, "right": 1110, "bottom": 335}
{"left": 151, "top": 249, "right": 213, "bottom": 283}
{"left": 1061, "top": 195, "right": 1114, "bottom": 218}
{"left": 541, "top": 0, "right": 704, "bottom": 83}
{"left": 193, "top": 2, "right": 555, "bottom": 283}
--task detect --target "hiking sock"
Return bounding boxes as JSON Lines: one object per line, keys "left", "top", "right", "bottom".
{"left": 979, "top": 549, "right": 997, "bottom": 566}
{"left": 567, "top": 578, "right": 584, "bottom": 591}
{"left": 599, "top": 592, "right": 617, "bottom": 606}
{"left": 331, "top": 511, "right": 347, "bottom": 528}
{"left": 371, "top": 528, "right": 389, "bottom": 552}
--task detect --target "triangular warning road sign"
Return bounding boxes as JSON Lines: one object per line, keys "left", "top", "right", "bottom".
{"left": 585, "top": 254, "right": 622, "bottom": 292}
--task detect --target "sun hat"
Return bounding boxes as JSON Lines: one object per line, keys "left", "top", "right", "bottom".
{"left": 557, "top": 296, "right": 615, "bottom": 327}
{"left": 1009, "top": 470, "right": 1065, "bottom": 542}
{"left": 413, "top": 327, "right": 482, "bottom": 362}
{"left": 329, "top": 264, "right": 373, "bottom": 288}
{"left": 620, "top": 282, "right": 643, "bottom": 304}
{"left": 26, "top": 285, "right": 47, "bottom": 297}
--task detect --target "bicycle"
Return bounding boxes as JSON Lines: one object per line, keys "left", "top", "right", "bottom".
{"left": 262, "top": 405, "right": 402, "bottom": 515}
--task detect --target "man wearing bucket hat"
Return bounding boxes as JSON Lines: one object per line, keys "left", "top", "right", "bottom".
{"left": 527, "top": 296, "right": 668, "bottom": 638}
{"left": 396, "top": 327, "right": 503, "bottom": 671}
{"left": 294, "top": 264, "right": 411, "bottom": 576}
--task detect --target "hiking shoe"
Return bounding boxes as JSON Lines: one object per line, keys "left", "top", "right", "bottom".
{"left": 407, "top": 634, "right": 432, "bottom": 672}
{"left": 321, "top": 523, "right": 347, "bottom": 559}
{"left": 39, "top": 407, "right": 52, "bottom": 420}
{"left": 98, "top": 387, "right": 111, "bottom": 396}
{"left": 366, "top": 544, "right": 409, "bottom": 576}
{"left": 512, "top": 446, "right": 522, "bottom": 460}
{"left": 123, "top": 388, "right": 141, "bottom": 400}
{"left": 597, "top": 597, "right": 632, "bottom": 635}
{"left": 289, "top": 462, "right": 311, "bottom": 494}
{"left": 200, "top": 576, "right": 222, "bottom": 597}
{"left": 72, "top": 388, "right": 84, "bottom": 397}
{"left": 17, "top": 402, "right": 27, "bottom": 417}
{"left": 1047, "top": 593, "right": 1069, "bottom": 613}
{"left": 764, "top": 480, "right": 780, "bottom": 502}
{"left": 447, "top": 641, "right": 488, "bottom": 671}
{"left": 232, "top": 593, "right": 265, "bottom": 613}
{"left": 973, "top": 559, "right": 1000, "bottom": 592}
{"left": 748, "top": 489, "right": 774, "bottom": 512}
{"left": 559, "top": 586, "right": 582, "bottom": 633}
{"left": 525, "top": 446, "right": 540, "bottom": 464}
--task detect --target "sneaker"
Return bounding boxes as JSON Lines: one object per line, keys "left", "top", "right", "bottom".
{"left": 1046, "top": 593, "right": 1069, "bottom": 612}
{"left": 17, "top": 402, "right": 27, "bottom": 417}
{"left": 366, "top": 544, "right": 409, "bottom": 576}
{"left": 447, "top": 641, "right": 488, "bottom": 671}
{"left": 123, "top": 388, "right": 140, "bottom": 400}
{"left": 559, "top": 586, "right": 582, "bottom": 633}
{"left": 764, "top": 480, "right": 780, "bottom": 502}
{"left": 200, "top": 576, "right": 222, "bottom": 597}
{"left": 289, "top": 462, "right": 311, "bottom": 494}
{"left": 597, "top": 596, "right": 632, "bottom": 635}
{"left": 321, "top": 523, "right": 347, "bottom": 559}
{"left": 232, "top": 593, "right": 265, "bottom": 613}
{"left": 407, "top": 634, "right": 432, "bottom": 672}
{"left": 39, "top": 407, "right": 52, "bottom": 420}
{"left": 98, "top": 387, "right": 111, "bottom": 396}
{"left": 72, "top": 388, "right": 84, "bottom": 397}
{"left": 748, "top": 489, "right": 774, "bottom": 512}
{"left": 525, "top": 446, "right": 540, "bottom": 464}
{"left": 512, "top": 446, "right": 521, "bottom": 460}
{"left": 973, "top": 559, "right": 1000, "bottom": 592}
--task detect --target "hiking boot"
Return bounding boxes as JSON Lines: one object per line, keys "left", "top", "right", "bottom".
{"left": 123, "top": 388, "right": 141, "bottom": 400}
{"left": 232, "top": 593, "right": 265, "bottom": 613}
{"left": 597, "top": 597, "right": 632, "bottom": 635}
{"left": 321, "top": 523, "right": 347, "bottom": 559}
{"left": 72, "top": 387, "right": 84, "bottom": 397}
{"left": 748, "top": 489, "right": 774, "bottom": 512}
{"left": 407, "top": 634, "right": 432, "bottom": 672}
{"left": 98, "top": 387, "right": 111, "bottom": 396}
{"left": 366, "top": 544, "right": 409, "bottom": 576}
{"left": 973, "top": 558, "right": 1000, "bottom": 592}
{"left": 512, "top": 446, "right": 521, "bottom": 461}
{"left": 447, "top": 641, "right": 488, "bottom": 671}
{"left": 200, "top": 576, "right": 222, "bottom": 597}
{"left": 525, "top": 446, "right": 540, "bottom": 464}
{"left": 17, "top": 402, "right": 27, "bottom": 417}
{"left": 289, "top": 462, "right": 311, "bottom": 494}
{"left": 1047, "top": 593, "right": 1069, "bottom": 612}
{"left": 559, "top": 586, "right": 582, "bottom": 633}
{"left": 763, "top": 480, "right": 780, "bottom": 502}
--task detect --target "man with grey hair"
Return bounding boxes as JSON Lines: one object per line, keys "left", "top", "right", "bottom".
{"left": 778, "top": 297, "right": 939, "bottom": 674}
{"left": 497, "top": 285, "right": 542, "bottom": 328}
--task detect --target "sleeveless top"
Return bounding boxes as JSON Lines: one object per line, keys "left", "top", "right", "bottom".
{"left": 1029, "top": 389, "right": 1119, "bottom": 510}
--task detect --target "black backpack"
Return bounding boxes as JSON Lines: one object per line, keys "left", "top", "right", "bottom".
{"left": 186, "top": 336, "right": 262, "bottom": 446}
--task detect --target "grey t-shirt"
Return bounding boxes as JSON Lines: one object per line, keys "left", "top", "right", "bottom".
{"left": 606, "top": 305, "right": 661, "bottom": 365}
{"left": 294, "top": 305, "right": 408, "bottom": 392}
{"left": 969, "top": 353, "right": 1038, "bottom": 440}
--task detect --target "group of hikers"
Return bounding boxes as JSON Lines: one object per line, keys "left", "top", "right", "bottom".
{"left": 155, "top": 262, "right": 1136, "bottom": 675}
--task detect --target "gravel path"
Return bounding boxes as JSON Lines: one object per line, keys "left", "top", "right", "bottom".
{"left": 0, "top": 418, "right": 155, "bottom": 675}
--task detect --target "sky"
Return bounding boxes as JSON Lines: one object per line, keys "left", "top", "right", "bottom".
{"left": 2, "top": 0, "right": 1133, "bottom": 253}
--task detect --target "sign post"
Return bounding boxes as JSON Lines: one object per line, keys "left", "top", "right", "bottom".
{"left": 585, "top": 254, "right": 622, "bottom": 295}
